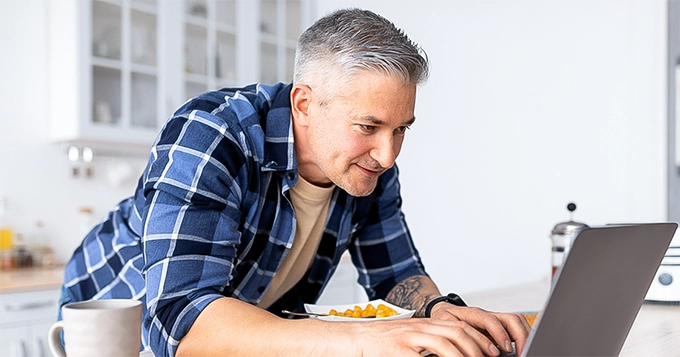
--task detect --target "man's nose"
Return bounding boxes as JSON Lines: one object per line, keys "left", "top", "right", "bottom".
{"left": 370, "top": 134, "right": 397, "bottom": 169}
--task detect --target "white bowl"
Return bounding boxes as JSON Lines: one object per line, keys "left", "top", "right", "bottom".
{"left": 303, "top": 299, "right": 415, "bottom": 322}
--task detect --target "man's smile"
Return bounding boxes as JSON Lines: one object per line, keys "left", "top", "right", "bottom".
{"left": 355, "top": 163, "right": 384, "bottom": 178}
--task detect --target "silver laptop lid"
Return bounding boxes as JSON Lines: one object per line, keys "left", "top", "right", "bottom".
{"left": 523, "top": 223, "right": 677, "bottom": 357}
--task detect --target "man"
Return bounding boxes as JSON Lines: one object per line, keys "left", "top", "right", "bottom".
{"left": 61, "top": 8, "right": 530, "bottom": 357}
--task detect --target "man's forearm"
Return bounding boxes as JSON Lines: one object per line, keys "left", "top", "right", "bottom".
{"left": 176, "top": 297, "right": 357, "bottom": 357}
{"left": 384, "top": 274, "right": 442, "bottom": 317}
{"left": 175, "top": 286, "right": 511, "bottom": 357}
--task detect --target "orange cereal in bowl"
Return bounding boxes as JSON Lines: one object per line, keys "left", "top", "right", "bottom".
{"left": 305, "top": 299, "right": 414, "bottom": 322}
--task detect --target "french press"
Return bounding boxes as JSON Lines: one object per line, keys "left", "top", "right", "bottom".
{"left": 550, "top": 202, "right": 588, "bottom": 279}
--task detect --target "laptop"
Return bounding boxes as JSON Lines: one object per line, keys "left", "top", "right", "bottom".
{"left": 512, "top": 222, "right": 677, "bottom": 357}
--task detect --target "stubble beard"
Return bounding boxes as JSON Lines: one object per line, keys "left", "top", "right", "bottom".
{"left": 335, "top": 163, "right": 383, "bottom": 197}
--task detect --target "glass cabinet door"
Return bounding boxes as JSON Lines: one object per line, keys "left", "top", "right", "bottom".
{"left": 183, "top": 0, "right": 237, "bottom": 99}
{"left": 216, "top": 0, "right": 237, "bottom": 84}
{"left": 259, "top": 0, "right": 301, "bottom": 84}
{"left": 90, "top": 0, "right": 159, "bottom": 130}
{"left": 91, "top": 1, "right": 122, "bottom": 125}
{"left": 181, "top": 0, "right": 304, "bottom": 101}
{"left": 130, "top": 3, "right": 158, "bottom": 128}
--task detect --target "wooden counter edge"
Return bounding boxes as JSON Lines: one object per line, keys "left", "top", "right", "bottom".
{"left": 0, "top": 265, "right": 65, "bottom": 293}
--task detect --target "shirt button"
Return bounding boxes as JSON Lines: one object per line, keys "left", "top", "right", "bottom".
{"left": 278, "top": 244, "right": 286, "bottom": 251}
{"left": 258, "top": 286, "right": 265, "bottom": 293}
{"left": 286, "top": 172, "right": 295, "bottom": 180}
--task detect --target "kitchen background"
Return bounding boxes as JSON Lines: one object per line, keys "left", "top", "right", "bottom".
{"left": 0, "top": 0, "right": 671, "bottom": 300}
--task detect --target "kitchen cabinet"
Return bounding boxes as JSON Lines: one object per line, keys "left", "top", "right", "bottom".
{"left": 0, "top": 325, "right": 28, "bottom": 357}
{"left": 47, "top": 0, "right": 162, "bottom": 156}
{"left": 0, "top": 288, "right": 61, "bottom": 357}
{"left": 30, "top": 321, "right": 54, "bottom": 357}
{"left": 48, "top": 0, "right": 314, "bottom": 156}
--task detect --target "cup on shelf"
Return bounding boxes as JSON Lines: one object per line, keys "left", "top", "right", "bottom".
{"left": 94, "top": 101, "right": 113, "bottom": 123}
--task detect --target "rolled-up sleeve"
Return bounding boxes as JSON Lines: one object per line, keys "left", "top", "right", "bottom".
{"left": 349, "top": 166, "right": 428, "bottom": 300}
{"left": 141, "top": 109, "right": 249, "bottom": 357}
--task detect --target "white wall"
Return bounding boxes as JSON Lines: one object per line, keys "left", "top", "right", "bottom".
{"left": 0, "top": 0, "right": 669, "bottom": 298}
{"left": 317, "top": 0, "right": 668, "bottom": 294}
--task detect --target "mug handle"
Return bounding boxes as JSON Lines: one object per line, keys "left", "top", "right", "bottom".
{"left": 48, "top": 321, "right": 66, "bottom": 357}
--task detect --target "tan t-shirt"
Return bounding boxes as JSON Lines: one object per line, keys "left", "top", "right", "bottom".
{"left": 257, "top": 175, "right": 335, "bottom": 309}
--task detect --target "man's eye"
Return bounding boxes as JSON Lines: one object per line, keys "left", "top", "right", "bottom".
{"left": 395, "top": 126, "right": 410, "bottom": 134}
{"left": 360, "top": 125, "right": 376, "bottom": 132}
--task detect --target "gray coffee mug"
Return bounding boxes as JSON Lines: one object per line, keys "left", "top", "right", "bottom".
{"left": 48, "top": 299, "right": 142, "bottom": 357}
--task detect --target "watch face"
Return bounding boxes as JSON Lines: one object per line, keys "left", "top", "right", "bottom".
{"left": 447, "top": 293, "right": 467, "bottom": 307}
{"left": 426, "top": 294, "right": 467, "bottom": 317}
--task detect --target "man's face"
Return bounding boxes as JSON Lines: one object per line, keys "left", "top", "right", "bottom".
{"left": 300, "top": 72, "right": 417, "bottom": 197}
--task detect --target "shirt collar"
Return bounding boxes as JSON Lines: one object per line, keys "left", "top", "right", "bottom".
{"left": 262, "top": 83, "right": 297, "bottom": 173}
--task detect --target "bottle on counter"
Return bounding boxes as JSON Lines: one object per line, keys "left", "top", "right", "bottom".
{"left": 14, "top": 233, "right": 33, "bottom": 268}
{"left": 0, "top": 196, "right": 16, "bottom": 269}
{"left": 29, "top": 220, "right": 55, "bottom": 267}
{"left": 78, "top": 206, "right": 94, "bottom": 237}
{"left": 0, "top": 196, "right": 13, "bottom": 251}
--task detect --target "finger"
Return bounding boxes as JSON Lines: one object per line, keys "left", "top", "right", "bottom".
{"left": 460, "top": 309, "right": 513, "bottom": 353}
{"left": 500, "top": 313, "right": 531, "bottom": 355}
{"left": 402, "top": 331, "right": 467, "bottom": 357}
{"left": 477, "top": 311, "right": 531, "bottom": 353}
{"left": 356, "top": 320, "right": 470, "bottom": 357}
{"left": 404, "top": 320, "right": 489, "bottom": 357}
{"left": 431, "top": 333, "right": 475, "bottom": 357}
{"left": 461, "top": 321, "right": 507, "bottom": 357}
{"left": 506, "top": 312, "right": 532, "bottom": 334}
{"left": 433, "top": 320, "right": 496, "bottom": 357}
{"left": 419, "top": 345, "right": 465, "bottom": 357}
{"left": 520, "top": 314, "right": 532, "bottom": 332}
{"left": 431, "top": 306, "right": 512, "bottom": 355}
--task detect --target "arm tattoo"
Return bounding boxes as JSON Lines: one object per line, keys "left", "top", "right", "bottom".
{"left": 385, "top": 275, "right": 440, "bottom": 318}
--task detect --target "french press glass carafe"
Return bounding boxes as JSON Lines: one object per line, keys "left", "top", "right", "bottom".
{"left": 550, "top": 203, "right": 588, "bottom": 279}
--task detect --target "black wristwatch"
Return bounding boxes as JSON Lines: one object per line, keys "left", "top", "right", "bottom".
{"left": 424, "top": 293, "right": 467, "bottom": 317}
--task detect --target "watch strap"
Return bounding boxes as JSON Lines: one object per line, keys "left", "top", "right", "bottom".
{"left": 424, "top": 293, "right": 467, "bottom": 318}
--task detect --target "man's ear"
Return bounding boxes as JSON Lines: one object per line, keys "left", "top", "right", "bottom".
{"left": 290, "top": 84, "right": 312, "bottom": 127}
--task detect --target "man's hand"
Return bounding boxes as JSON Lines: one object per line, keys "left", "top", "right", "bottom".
{"left": 384, "top": 275, "right": 531, "bottom": 356}
{"left": 429, "top": 303, "right": 531, "bottom": 356}
{"left": 353, "top": 317, "right": 511, "bottom": 357}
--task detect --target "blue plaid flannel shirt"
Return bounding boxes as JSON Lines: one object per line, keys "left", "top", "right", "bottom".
{"left": 62, "top": 82, "right": 427, "bottom": 357}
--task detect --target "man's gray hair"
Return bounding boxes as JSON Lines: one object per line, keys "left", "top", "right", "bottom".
{"left": 294, "top": 8, "right": 429, "bottom": 96}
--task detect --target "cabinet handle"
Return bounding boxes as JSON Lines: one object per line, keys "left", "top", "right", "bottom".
{"left": 9, "top": 340, "right": 27, "bottom": 357}
{"left": 35, "top": 336, "right": 45, "bottom": 357}
{"left": 5, "top": 300, "right": 54, "bottom": 311}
